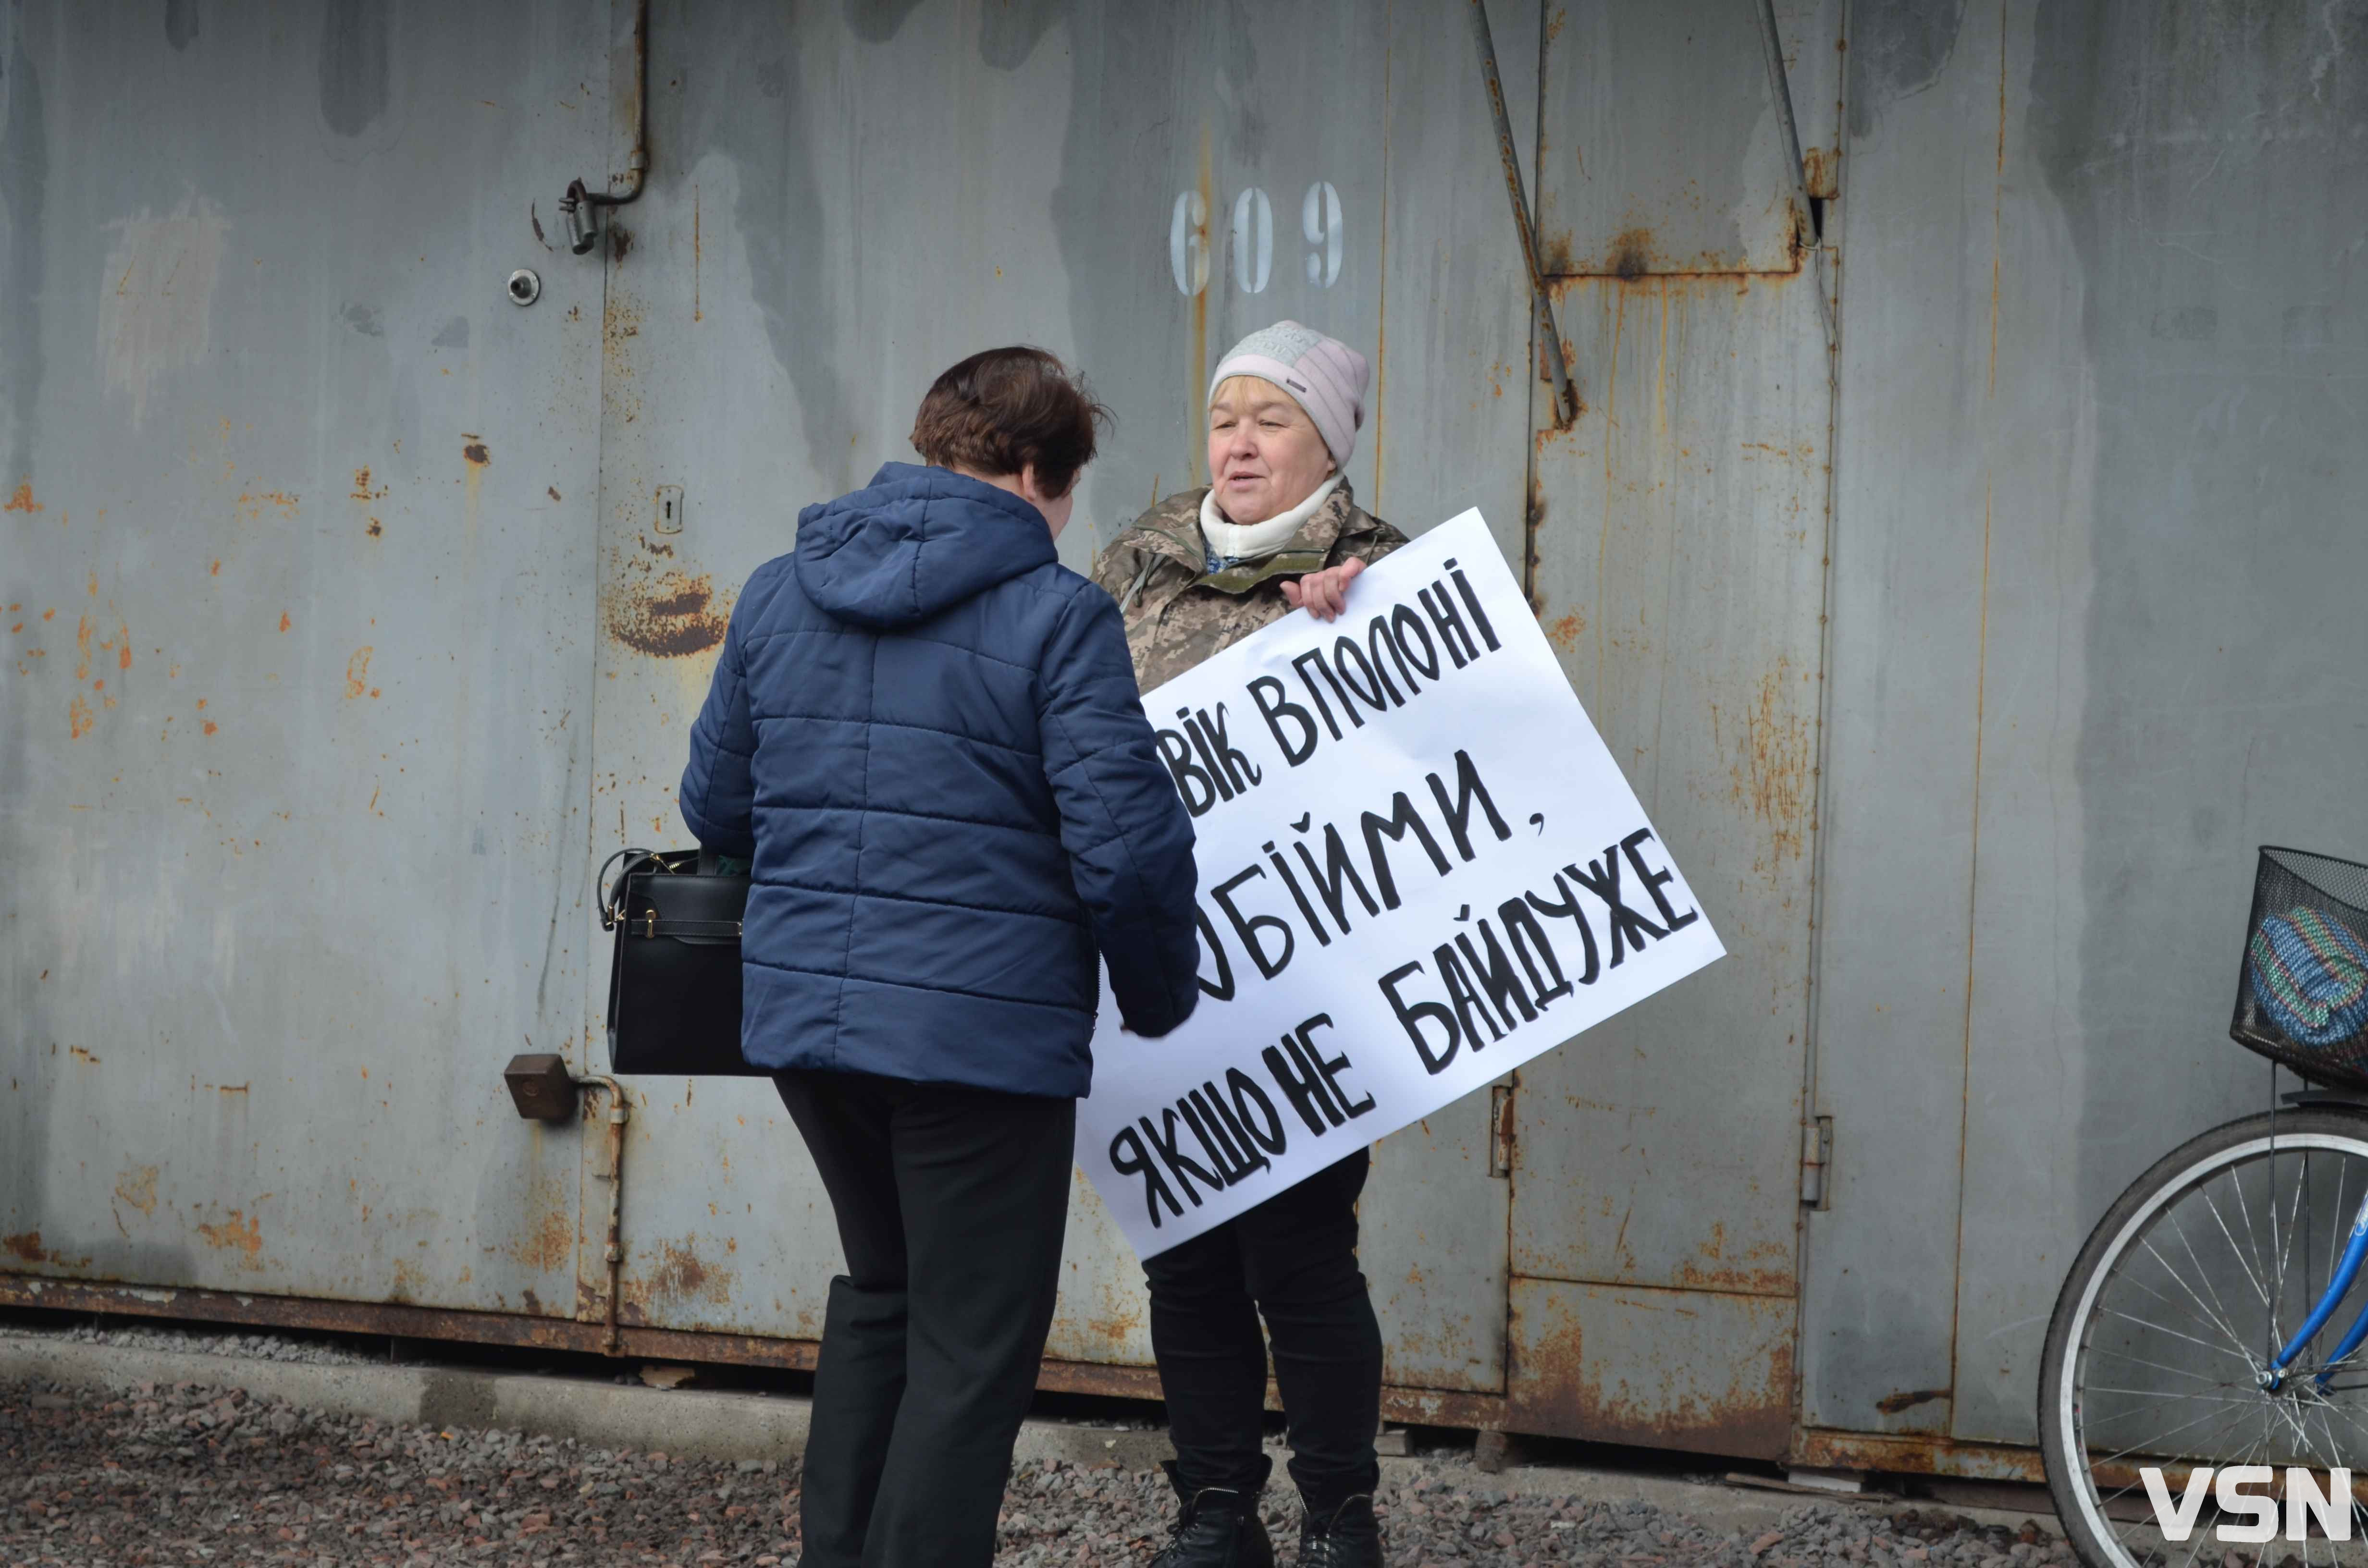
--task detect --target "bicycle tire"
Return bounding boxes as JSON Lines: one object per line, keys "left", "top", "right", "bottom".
{"left": 2040, "top": 1103, "right": 2368, "bottom": 1568}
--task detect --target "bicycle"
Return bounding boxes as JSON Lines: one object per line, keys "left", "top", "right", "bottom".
{"left": 2040, "top": 847, "right": 2368, "bottom": 1568}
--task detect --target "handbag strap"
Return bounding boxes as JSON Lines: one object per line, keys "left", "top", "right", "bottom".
{"left": 624, "top": 916, "right": 744, "bottom": 939}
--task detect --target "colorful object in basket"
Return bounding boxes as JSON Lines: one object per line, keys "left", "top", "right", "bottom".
{"left": 2250, "top": 906, "right": 2368, "bottom": 1048}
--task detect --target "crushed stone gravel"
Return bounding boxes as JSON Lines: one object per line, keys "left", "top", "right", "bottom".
{"left": 0, "top": 1372, "right": 2080, "bottom": 1567}
{"left": 0, "top": 1320, "right": 380, "bottom": 1368}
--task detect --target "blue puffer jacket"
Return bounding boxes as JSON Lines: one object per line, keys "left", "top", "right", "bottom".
{"left": 678, "top": 464, "right": 1202, "bottom": 1097}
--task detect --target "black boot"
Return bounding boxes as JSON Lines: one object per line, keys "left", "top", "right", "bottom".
{"left": 1147, "top": 1460, "right": 1276, "bottom": 1568}
{"left": 1294, "top": 1494, "right": 1382, "bottom": 1568}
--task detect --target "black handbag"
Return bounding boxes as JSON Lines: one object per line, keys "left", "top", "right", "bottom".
{"left": 598, "top": 848, "right": 766, "bottom": 1077}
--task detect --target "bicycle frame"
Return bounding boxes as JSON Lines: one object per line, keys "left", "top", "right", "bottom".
{"left": 2263, "top": 1187, "right": 2368, "bottom": 1391}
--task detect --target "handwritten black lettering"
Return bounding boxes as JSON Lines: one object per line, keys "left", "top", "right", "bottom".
{"left": 1211, "top": 864, "right": 1294, "bottom": 979}
{"left": 1428, "top": 748, "right": 1512, "bottom": 861}
{"left": 1381, "top": 960, "right": 1460, "bottom": 1074}
{"left": 1361, "top": 793, "right": 1452, "bottom": 910}
{"left": 1619, "top": 827, "right": 1699, "bottom": 933}
{"left": 1248, "top": 675, "right": 1319, "bottom": 766}
{"left": 1110, "top": 1125, "right": 1183, "bottom": 1227}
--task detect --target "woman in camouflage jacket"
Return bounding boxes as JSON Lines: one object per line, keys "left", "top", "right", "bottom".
{"left": 1089, "top": 322, "right": 1400, "bottom": 1568}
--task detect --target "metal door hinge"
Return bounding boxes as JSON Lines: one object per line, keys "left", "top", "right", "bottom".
{"left": 1488, "top": 1083, "right": 1515, "bottom": 1178}
{"left": 1800, "top": 1115, "right": 1833, "bottom": 1208}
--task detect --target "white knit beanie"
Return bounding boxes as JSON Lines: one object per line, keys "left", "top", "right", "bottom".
{"left": 1208, "top": 321, "right": 1369, "bottom": 466}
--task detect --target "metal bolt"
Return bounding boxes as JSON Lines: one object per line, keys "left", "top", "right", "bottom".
{"left": 506, "top": 269, "right": 542, "bottom": 306}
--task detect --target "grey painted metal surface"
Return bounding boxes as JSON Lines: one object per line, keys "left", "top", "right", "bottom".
{"left": 0, "top": 0, "right": 611, "bottom": 1320}
{"left": 1803, "top": 0, "right": 2368, "bottom": 1451}
{"left": 574, "top": 0, "right": 1541, "bottom": 1396}
{"left": 7, "top": 0, "right": 2368, "bottom": 1475}
{"left": 1507, "top": 0, "right": 1836, "bottom": 1457}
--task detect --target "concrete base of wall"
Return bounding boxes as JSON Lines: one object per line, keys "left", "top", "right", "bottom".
{"left": 0, "top": 1335, "right": 2064, "bottom": 1540}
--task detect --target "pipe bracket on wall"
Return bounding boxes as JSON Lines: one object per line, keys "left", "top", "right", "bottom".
{"left": 560, "top": 0, "right": 651, "bottom": 257}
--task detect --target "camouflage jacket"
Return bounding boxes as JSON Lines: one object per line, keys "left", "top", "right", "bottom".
{"left": 1088, "top": 480, "right": 1407, "bottom": 693}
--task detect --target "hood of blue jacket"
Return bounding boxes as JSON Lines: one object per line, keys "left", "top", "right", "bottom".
{"left": 794, "top": 463, "right": 1058, "bottom": 630}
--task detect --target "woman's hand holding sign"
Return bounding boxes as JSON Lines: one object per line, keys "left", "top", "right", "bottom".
{"left": 1282, "top": 557, "right": 1365, "bottom": 622}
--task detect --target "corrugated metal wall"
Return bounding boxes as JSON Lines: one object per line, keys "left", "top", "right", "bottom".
{"left": 4, "top": 0, "right": 2364, "bottom": 1474}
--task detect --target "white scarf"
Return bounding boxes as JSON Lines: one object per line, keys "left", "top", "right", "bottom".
{"left": 1199, "top": 474, "right": 1343, "bottom": 566}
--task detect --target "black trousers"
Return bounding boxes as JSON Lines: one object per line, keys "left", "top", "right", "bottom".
{"left": 1141, "top": 1148, "right": 1384, "bottom": 1515}
{"left": 774, "top": 1070, "right": 1074, "bottom": 1568}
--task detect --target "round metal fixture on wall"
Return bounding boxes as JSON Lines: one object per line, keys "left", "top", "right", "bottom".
{"left": 506, "top": 269, "right": 542, "bottom": 306}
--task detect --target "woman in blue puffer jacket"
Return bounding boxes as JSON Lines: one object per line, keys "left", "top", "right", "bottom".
{"left": 679, "top": 347, "right": 1202, "bottom": 1568}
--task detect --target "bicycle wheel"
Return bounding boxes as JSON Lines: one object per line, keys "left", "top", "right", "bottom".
{"left": 2041, "top": 1104, "right": 2368, "bottom": 1568}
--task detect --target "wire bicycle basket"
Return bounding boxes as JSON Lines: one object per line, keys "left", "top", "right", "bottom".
{"left": 2231, "top": 845, "right": 2368, "bottom": 1088}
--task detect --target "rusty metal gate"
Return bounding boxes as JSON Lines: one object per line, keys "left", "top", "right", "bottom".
{"left": 6, "top": 0, "right": 2365, "bottom": 1480}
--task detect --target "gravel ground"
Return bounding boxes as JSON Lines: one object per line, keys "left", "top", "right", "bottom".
{"left": 0, "top": 1371, "right": 2079, "bottom": 1568}
{"left": 0, "top": 1320, "right": 379, "bottom": 1368}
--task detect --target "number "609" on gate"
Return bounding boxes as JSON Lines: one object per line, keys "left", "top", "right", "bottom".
{"left": 1171, "top": 183, "right": 1344, "bottom": 297}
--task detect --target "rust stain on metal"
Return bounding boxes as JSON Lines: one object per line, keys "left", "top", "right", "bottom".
{"left": 634, "top": 1239, "right": 735, "bottom": 1308}
{"left": 114, "top": 1167, "right": 159, "bottom": 1216}
{"left": 1802, "top": 147, "right": 1839, "bottom": 200}
{"left": 3, "top": 480, "right": 40, "bottom": 512}
{"left": 1875, "top": 1386, "right": 1951, "bottom": 1416}
{"left": 195, "top": 1210, "right": 263, "bottom": 1260}
{"left": 1187, "top": 125, "right": 1212, "bottom": 485}
{"left": 1714, "top": 660, "right": 1812, "bottom": 867}
{"left": 547, "top": 486, "right": 562, "bottom": 502}
{"left": 604, "top": 564, "right": 730, "bottom": 658}
{"left": 1552, "top": 230, "right": 1804, "bottom": 282}
{"left": 344, "top": 646, "right": 378, "bottom": 699}
{"left": 1792, "top": 1427, "right": 2044, "bottom": 1484}
{"left": 609, "top": 224, "right": 634, "bottom": 263}
{"left": 462, "top": 440, "right": 491, "bottom": 467}
{"left": 508, "top": 1192, "right": 575, "bottom": 1274}
{"left": 1672, "top": 1223, "right": 1794, "bottom": 1295}
{"left": 1511, "top": 1284, "right": 1794, "bottom": 1458}
{"left": 68, "top": 695, "right": 94, "bottom": 739}
{"left": 278, "top": 611, "right": 292, "bottom": 633}
{"left": 351, "top": 466, "right": 387, "bottom": 501}
{"left": 365, "top": 518, "right": 383, "bottom": 539}
{"left": 1608, "top": 229, "right": 1654, "bottom": 281}
{"left": 1545, "top": 612, "right": 1586, "bottom": 651}
{"left": 388, "top": 1259, "right": 428, "bottom": 1302}
{"left": 234, "top": 489, "right": 299, "bottom": 520}
{"left": 3, "top": 1231, "right": 55, "bottom": 1263}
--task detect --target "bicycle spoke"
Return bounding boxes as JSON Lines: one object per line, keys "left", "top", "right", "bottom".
{"left": 2087, "top": 1396, "right": 2268, "bottom": 1471}
{"left": 2215, "top": 1181, "right": 2279, "bottom": 1312}
{"left": 2172, "top": 1189, "right": 2256, "bottom": 1360}
{"left": 2084, "top": 1345, "right": 2244, "bottom": 1386}
{"left": 2100, "top": 1306, "right": 2260, "bottom": 1366}
{"left": 2280, "top": 1157, "right": 2314, "bottom": 1322}
{"left": 2083, "top": 1385, "right": 2269, "bottom": 1405}
{"left": 2144, "top": 1234, "right": 2259, "bottom": 1362}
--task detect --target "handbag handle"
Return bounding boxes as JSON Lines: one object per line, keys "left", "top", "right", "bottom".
{"left": 597, "top": 846, "right": 664, "bottom": 931}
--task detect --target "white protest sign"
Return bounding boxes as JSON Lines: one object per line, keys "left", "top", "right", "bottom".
{"left": 1078, "top": 509, "right": 1724, "bottom": 1258}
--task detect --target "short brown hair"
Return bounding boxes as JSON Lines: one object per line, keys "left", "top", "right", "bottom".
{"left": 910, "top": 347, "right": 1110, "bottom": 498}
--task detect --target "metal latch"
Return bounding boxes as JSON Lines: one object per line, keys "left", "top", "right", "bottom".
{"left": 642, "top": 909, "right": 658, "bottom": 938}
{"left": 1800, "top": 1115, "right": 1834, "bottom": 1208}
